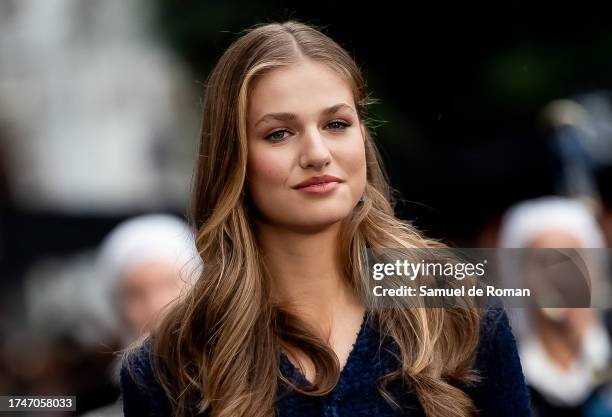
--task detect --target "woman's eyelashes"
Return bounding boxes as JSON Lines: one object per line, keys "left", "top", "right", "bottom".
{"left": 264, "top": 120, "right": 352, "bottom": 143}
{"left": 326, "top": 119, "right": 351, "bottom": 131}
{"left": 266, "top": 129, "right": 290, "bottom": 142}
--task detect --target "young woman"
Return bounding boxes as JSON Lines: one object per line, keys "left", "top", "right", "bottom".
{"left": 120, "top": 21, "right": 531, "bottom": 417}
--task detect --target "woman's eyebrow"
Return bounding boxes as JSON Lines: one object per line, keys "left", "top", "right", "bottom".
{"left": 254, "top": 112, "right": 296, "bottom": 127}
{"left": 254, "top": 103, "right": 355, "bottom": 127}
{"left": 322, "top": 103, "right": 356, "bottom": 116}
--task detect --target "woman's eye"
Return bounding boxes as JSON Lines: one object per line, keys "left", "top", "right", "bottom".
{"left": 266, "top": 130, "right": 290, "bottom": 142}
{"left": 326, "top": 120, "right": 350, "bottom": 130}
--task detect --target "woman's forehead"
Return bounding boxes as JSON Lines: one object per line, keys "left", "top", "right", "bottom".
{"left": 248, "top": 60, "right": 355, "bottom": 118}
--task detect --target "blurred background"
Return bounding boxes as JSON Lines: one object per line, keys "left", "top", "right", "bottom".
{"left": 1, "top": 0, "right": 611, "bottom": 416}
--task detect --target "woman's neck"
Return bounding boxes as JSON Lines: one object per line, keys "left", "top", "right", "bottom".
{"left": 255, "top": 219, "right": 361, "bottom": 331}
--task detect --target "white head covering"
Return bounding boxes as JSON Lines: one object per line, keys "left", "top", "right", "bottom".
{"left": 97, "top": 213, "right": 202, "bottom": 303}
{"left": 498, "top": 196, "right": 606, "bottom": 249}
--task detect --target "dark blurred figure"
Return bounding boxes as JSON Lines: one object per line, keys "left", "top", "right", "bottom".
{"left": 541, "top": 100, "right": 602, "bottom": 213}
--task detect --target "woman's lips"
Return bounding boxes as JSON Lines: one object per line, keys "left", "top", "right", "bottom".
{"left": 295, "top": 181, "right": 340, "bottom": 194}
{"left": 293, "top": 175, "right": 344, "bottom": 193}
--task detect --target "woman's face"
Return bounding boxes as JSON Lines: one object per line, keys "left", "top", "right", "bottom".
{"left": 246, "top": 59, "right": 367, "bottom": 232}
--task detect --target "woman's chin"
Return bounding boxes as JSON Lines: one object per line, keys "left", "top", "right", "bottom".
{"left": 255, "top": 200, "right": 356, "bottom": 232}
{"left": 287, "top": 210, "right": 353, "bottom": 232}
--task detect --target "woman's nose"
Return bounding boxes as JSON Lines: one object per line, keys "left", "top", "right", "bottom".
{"left": 299, "top": 127, "right": 331, "bottom": 170}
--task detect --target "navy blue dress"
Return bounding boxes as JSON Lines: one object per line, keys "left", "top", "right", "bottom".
{"left": 120, "top": 308, "right": 531, "bottom": 417}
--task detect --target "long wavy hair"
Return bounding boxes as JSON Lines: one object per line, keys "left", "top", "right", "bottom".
{"left": 147, "top": 21, "right": 482, "bottom": 417}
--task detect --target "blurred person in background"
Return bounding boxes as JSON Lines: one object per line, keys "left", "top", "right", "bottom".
{"left": 81, "top": 213, "right": 200, "bottom": 417}
{"left": 499, "top": 196, "right": 612, "bottom": 417}
{"left": 541, "top": 100, "right": 602, "bottom": 213}
{"left": 98, "top": 214, "right": 201, "bottom": 345}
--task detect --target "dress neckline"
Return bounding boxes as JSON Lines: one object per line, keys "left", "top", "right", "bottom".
{"left": 279, "top": 310, "right": 371, "bottom": 390}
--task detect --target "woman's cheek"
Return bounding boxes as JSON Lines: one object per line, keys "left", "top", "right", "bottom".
{"left": 247, "top": 149, "right": 291, "bottom": 201}
{"left": 337, "top": 137, "right": 366, "bottom": 177}
{"left": 339, "top": 139, "right": 367, "bottom": 201}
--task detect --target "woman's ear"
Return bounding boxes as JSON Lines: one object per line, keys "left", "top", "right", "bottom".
{"left": 360, "top": 123, "right": 366, "bottom": 142}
